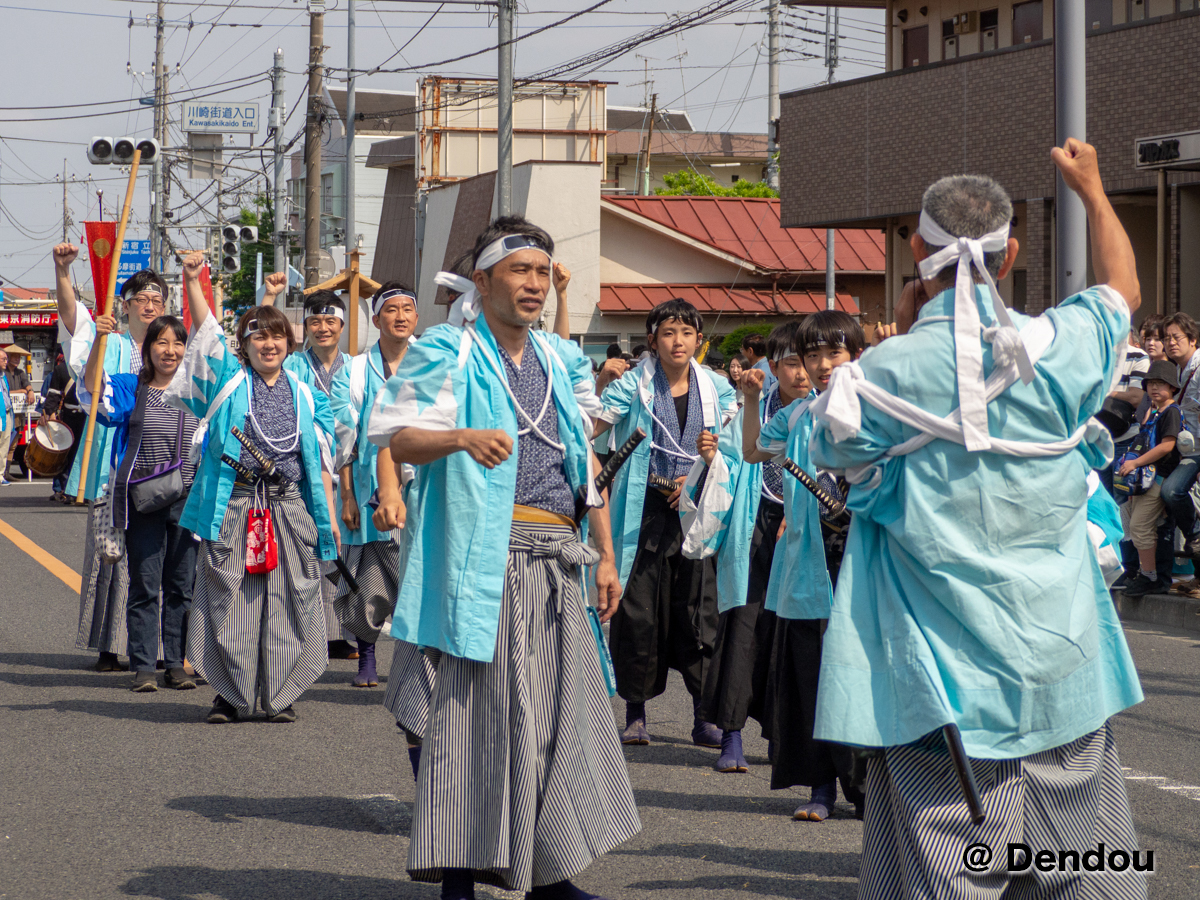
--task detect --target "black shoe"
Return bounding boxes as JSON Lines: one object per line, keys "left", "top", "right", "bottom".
{"left": 164, "top": 667, "right": 197, "bottom": 690}
{"left": 267, "top": 705, "right": 297, "bottom": 723}
{"left": 1122, "top": 574, "right": 1158, "bottom": 596}
{"left": 1184, "top": 535, "right": 1200, "bottom": 558}
{"left": 94, "top": 653, "right": 128, "bottom": 672}
{"left": 207, "top": 696, "right": 239, "bottom": 724}
{"left": 328, "top": 639, "right": 358, "bottom": 660}
{"left": 130, "top": 671, "right": 158, "bottom": 692}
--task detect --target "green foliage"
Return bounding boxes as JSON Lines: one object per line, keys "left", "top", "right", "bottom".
{"left": 719, "top": 323, "right": 775, "bottom": 360}
{"left": 654, "top": 170, "right": 778, "bottom": 198}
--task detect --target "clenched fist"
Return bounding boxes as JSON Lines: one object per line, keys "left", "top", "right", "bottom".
{"left": 52, "top": 243, "right": 79, "bottom": 270}
{"left": 181, "top": 251, "right": 206, "bottom": 282}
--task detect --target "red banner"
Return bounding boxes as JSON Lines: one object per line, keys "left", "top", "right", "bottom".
{"left": 179, "top": 260, "right": 217, "bottom": 330}
{"left": 83, "top": 221, "right": 117, "bottom": 313}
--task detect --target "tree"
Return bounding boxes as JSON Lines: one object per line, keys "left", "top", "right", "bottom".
{"left": 719, "top": 323, "right": 775, "bottom": 360}
{"left": 654, "top": 170, "right": 778, "bottom": 198}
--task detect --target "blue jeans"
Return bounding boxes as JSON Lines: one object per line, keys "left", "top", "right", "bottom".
{"left": 125, "top": 496, "right": 197, "bottom": 673}
{"left": 1160, "top": 456, "right": 1200, "bottom": 539}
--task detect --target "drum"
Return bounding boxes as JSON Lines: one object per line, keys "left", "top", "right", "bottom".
{"left": 26, "top": 421, "right": 75, "bottom": 477}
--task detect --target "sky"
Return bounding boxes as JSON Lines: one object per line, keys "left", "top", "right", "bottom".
{"left": 0, "top": 0, "right": 886, "bottom": 292}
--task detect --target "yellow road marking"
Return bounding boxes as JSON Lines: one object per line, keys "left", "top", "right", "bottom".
{"left": 0, "top": 515, "right": 82, "bottom": 594}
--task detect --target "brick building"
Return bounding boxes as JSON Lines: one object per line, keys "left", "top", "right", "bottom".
{"left": 779, "top": 4, "right": 1200, "bottom": 320}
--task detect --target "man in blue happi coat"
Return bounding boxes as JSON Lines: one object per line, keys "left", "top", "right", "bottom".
{"left": 808, "top": 140, "right": 1148, "bottom": 899}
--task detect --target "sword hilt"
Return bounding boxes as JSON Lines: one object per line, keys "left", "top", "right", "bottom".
{"left": 648, "top": 472, "right": 681, "bottom": 494}
{"left": 573, "top": 428, "right": 648, "bottom": 526}
{"left": 220, "top": 453, "right": 258, "bottom": 484}
{"left": 780, "top": 458, "right": 849, "bottom": 524}
{"left": 229, "top": 425, "right": 287, "bottom": 486}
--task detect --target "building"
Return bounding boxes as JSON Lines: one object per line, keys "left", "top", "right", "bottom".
{"left": 778, "top": 2, "right": 1200, "bottom": 320}
{"left": 0, "top": 287, "right": 59, "bottom": 382}
{"left": 405, "top": 162, "right": 883, "bottom": 361}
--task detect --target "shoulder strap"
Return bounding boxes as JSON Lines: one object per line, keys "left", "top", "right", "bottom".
{"left": 203, "top": 369, "right": 246, "bottom": 429}
{"left": 285, "top": 369, "right": 316, "bottom": 416}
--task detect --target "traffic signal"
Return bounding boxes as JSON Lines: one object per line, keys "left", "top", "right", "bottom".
{"left": 239, "top": 225, "right": 258, "bottom": 243}
{"left": 221, "top": 225, "right": 242, "bottom": 274}
{"left": 89, "top": 136, "right": 160, "bottom": 165}
{"left": 87, "top": 137, "right": 114, "bottom": 164}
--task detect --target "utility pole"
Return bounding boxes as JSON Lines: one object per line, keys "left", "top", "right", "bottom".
{"left": 826, "top": 228, "right": 836, "bottom": 310}
{"left": 824, "top": 4, "right": 838, "bottom": 308}
{"left": 1055, "top": 0, "right": 1086, "bottom": 301}
{"left": 304, "top": 2, "right": 325, "bottom": 287}
{"left": 639, "top": 93, "right": 658, "bottom": 197}
{"left": 345, "top": 0, "right": 357, "bottom": 272}
{"left": 766, "top": 0, "right": 780, "bottom": 193}
{"left": 497, "top": 0, "right": 515, "bottom": 216}
{"left": 62, "top": 160, "right": 70, "bottom": 242}
{"left": 151, "top": 0, "right": 166, "bottom": 273}
{"left": 271, "top": 49, "right": 287, "bottom": 277}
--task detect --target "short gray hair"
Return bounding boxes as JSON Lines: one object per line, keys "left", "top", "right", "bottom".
{"left": 920, "top": 175, "right": 1013, "bottom": 282}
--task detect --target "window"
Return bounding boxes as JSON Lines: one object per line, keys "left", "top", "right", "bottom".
{"left": 1128, "top": 0, "right": 1146, "bottom": 19}
{"left": 573, "top": 333, "right": 620, "bottom": 366}
{"left": 981, "top": 8, "right": 999, "bottom": 50}
{"left": 1011, "top": 270, "right": 1027, "bottom": 314}
{"left": 902, "top": 25, "right": 929, "bottom": 67}
{"left": 321, "top": 173, "right": 333, "bottom": 214}
{"left": 942, "top": 18, "right": 959, "bottom": 58}
{"left": 1012, "top": 0, "right": 1043, "bottom": 44}
{"left": 1086, "top": 0, "right": 1112, "bottom": 29}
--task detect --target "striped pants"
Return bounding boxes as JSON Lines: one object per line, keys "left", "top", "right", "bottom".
{"left": 858, "top": 723, "right": 1147, "bottom": 900}
{"left": 75, "top": 501, "right": 131, "bottom": 655}
{"left": 383, "top": 639, "right": 436, "bottom": 741}
{"left": 333, "top": 538, "right": 398, "bottom": 643}
{"left": 407, "top": 520, "right": 642, "bottom": 892}
{"left": 187, "top": 486, "right": 328, "bottom": 717}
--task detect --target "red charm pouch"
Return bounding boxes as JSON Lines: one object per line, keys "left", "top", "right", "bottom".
{"left": 246, "top": 506, "right": 278, "bottom": 573}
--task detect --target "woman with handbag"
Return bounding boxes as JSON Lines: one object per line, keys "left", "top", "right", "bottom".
{"left": 81, "top": 314, "right": 200, "bottom": 692}
{"left": 167, "top": 251, "right": 340, "bottom": 725}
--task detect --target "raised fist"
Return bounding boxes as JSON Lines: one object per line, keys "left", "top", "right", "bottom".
{"left": 181, "top": 251, "right": 206, "bottom": 282}
{"left": 52, "top": 243, "right": 79, "bottom": 269}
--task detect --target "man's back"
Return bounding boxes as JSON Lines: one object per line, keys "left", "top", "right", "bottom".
{"left": 810, "top": 284, "right": 1143, "bottom": 759}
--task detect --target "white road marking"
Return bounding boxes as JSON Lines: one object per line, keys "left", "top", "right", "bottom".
{"left": 1122, "top": 768, "right": 1200, "bottom": 802}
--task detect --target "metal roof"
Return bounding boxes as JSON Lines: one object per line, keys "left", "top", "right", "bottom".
{"left": 598, "top": 284, "right": 858, "bottom": 317}
{"left": 603, "top": 196, "right": 885, "bottom": 273}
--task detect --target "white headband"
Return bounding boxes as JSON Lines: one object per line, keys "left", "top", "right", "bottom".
{"left": 474, "top": 233, "right": 552, "bottom": 273}
{"left": 372, "top": 288, "right": 417, "bottom": 317}
{"left": 917, "top": 211, "right": 1031, "bottom": 452}
{"left": 437, "top": 271, "right": 481, "bottom": 327}
{"left": 244, "top": 318, "right": 261, "bottom": 336}
{"left": 122, "top": 281, "right": 163, "bottom": 301}
{"left": 305, "top": 305, "right": 345, "bottom": 323}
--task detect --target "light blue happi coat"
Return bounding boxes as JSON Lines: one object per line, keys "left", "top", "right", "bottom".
{"left": 680, "top": 388, "right": 791, "bottom": 614}
{"left": 599, "top": 358, "right": 740, "bottom": 587}
{"left": 162, "top": 315, "right": 339, "bottom": 562}
{"left": 330, "top": 341, "right": 396, "bottom": 545}
{"left": 284, "top": 346, "right": 351, "bottom": 393}
{"left": 365, "top": 317, "right": 601, "bottom": 664}
{"left": 60, "top": 301, "right": 140, "bottom": 499}
{"left": 758, "top": 393, "right": 834, "bottom": 620}
{"left": 808, "top": 284, "right": 1144, "bottom": 759}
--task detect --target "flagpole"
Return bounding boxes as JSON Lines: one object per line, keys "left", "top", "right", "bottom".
{"left": 74, "top": 149, "right": 141, "bottom": 504}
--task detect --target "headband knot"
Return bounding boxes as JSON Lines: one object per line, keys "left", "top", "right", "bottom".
{"left": 917, "top": 210, "right": 1031, "bottom": 453}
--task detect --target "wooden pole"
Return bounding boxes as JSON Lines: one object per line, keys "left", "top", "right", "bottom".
{"left": 74, "top": 149, "right": 142, "bottom": 503}
{"left": 348, "top": 248, "right": 361, "bottom": 354}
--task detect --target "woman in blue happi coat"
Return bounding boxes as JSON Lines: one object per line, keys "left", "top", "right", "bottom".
{"left": 166, "top": 251, "right": 340, "bottom": 725}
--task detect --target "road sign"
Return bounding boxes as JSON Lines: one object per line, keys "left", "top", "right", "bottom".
{"left": 181, "top": 102, "right": 260, "bottom": 134}
{"left": 114, "top": 239, "right": 152, "bottom": 295}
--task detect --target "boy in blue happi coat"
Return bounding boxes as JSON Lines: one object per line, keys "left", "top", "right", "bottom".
{"left": 594, "top": 298, "right": 740, "bottom": 748}
{"left": 683, "top": 321, "right": 810, "bottom": 774}
{"left": 755, "top": 311, "right": 867, "bottom": 822}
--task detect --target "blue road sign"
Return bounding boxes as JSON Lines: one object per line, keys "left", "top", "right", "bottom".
{"left": 115, "top": 239, "right": 152, "bottom": 295}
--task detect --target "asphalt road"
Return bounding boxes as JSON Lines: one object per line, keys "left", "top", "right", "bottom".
{"left": 0, "top": 478, "right": 1197, "bottom": 900}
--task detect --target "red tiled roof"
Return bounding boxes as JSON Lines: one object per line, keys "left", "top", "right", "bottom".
{"left": 0, "top": 287, "right": 52, "bottom": 301}
{"left": 603, "top": 196, "right": 885, "bottom": 274}
{"left": 599, "top": 284, "right": 858, "bottom": 317}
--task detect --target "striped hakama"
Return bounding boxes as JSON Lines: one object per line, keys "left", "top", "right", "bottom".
{"left": 186, "top": 484, "right": 328, "bottom": 717}
{"left": 75, "top": 501, "right": 131, "bottom": 656}
{"left": 407, "top": 520, "right": 641, "bottom": 891}
{"left": 333, "top": 538, "right": 399, "bottom": 643}
{"left": 382, "top": 640, "right": 437, "bottom": 740}
{"left": 321, "top": 561, "right": 354, "bottom": 644}
{"left": 858, "top": 723, "right": 1147, "bottom": 900}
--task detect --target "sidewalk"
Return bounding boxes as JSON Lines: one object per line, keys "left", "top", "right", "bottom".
{"left": 1113, "top": 585, "right": 1200, "bottom": 633}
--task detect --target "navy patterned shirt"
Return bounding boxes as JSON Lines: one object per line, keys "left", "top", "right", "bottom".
{"left": 498, "top": 337, "right": 575, "bottom": 518}
{"left": 240, "top": 370, "right": 304, "bottom": 484}
{"left": 761, "top": 386, "right": 785, "bottom": 503}
{"left": 306, "top": 347, "right": 345, "bottom": 397}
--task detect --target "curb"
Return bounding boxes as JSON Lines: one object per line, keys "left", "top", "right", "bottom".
{"left": 1113, "top": 589, "right": 1200, "bottom": 633}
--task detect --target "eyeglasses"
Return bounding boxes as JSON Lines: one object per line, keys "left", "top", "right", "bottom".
{"left": 128, "top": 294, "right": 165, "bottom": 308}
{"left": 1164, "top": 332, "right": 1189, "bottom": 345}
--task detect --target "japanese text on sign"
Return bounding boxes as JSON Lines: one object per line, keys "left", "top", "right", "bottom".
{"left": 181, "top": 102, "right": 261, "bottom": 134}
